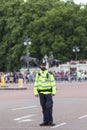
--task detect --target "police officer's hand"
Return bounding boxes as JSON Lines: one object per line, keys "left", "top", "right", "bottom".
{"left": 35, "top": 95, "right": 39, "bottom": 97}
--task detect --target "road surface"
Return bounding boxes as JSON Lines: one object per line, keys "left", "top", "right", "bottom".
{"left": 0, "top": 82, "right": 87, "bottom": 130}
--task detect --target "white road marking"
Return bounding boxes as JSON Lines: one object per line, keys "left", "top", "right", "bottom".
{"left": 78, "top": 115, "right": 87, "bottom": 119}
{"left": 18, "top": 119, "right": 33, "bottom": 123}
{"left": 51, "top": 122, "right": 67, "bottom": 128}
{"left": 14, "top": 114, "right": 36, "bottom": 121}
{"left": 12, "top": 105, "right": 37, "bottom": 110}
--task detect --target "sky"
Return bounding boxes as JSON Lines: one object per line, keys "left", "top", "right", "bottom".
{"left": 24, "top": 0, "right": 87, "bottom": 5}
{"left": 74, "top": 0, "right": 87, "bottom": 4}
{"left": 63, "top": 0, "right": 87, "bottom": 4}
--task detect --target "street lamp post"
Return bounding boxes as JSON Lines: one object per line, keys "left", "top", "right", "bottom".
{"left": 24, "top": 36, "right": 31, "bottom": 72}
{"left": 73, "top": 46, "right": 80, "bottom": 61}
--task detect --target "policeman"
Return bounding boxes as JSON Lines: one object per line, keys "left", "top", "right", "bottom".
{"left": 34, "top": 60, "right": 56, "bottom": 126}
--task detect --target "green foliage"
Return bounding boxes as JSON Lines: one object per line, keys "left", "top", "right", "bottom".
{"left": 0, "top": 0, "right": 87, "bottom": 71}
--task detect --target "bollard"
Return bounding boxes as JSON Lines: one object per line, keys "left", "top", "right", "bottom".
{"left": 18, "top": 79, "right": 23, "bottom": 87}
{"left": 0, "top": 75, "right": 6, "bottom": 87}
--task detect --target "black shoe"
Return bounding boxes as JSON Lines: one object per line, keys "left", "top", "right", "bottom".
{"left": 48, "top": 122, "right": 55, "bottom": 126}
{"left": 39, "top": 122, "right": 49, "bottom": 126}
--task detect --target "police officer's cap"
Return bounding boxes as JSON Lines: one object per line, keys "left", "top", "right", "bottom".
{"left": 40, "top": 60, "right": 46, "bottom": 66}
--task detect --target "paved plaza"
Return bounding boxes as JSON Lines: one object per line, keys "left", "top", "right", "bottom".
{"left": 0, "top": 82, "right": 87, "bottom": 130}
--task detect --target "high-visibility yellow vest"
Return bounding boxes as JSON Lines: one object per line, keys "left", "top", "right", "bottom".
{"left": 34, "top": 69, "right": 56, "bottom": 95}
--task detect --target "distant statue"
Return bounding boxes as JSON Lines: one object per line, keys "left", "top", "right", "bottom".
{"left": 43, "top": 54, "right": 49, "bottom": 69}
{"left": 20, "top": 55, "right": 39, "bottom": 68}
{"left": 48, "top": 51, "right": 54, "bottom": 67}
{"left": 48, "top": 51, "right": 61, "bottom": 67}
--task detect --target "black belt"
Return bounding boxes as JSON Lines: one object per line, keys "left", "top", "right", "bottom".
{"left": 38, "top": 88, "right": 52, "bottom": 93}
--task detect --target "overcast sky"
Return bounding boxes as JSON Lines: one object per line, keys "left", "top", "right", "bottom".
{"left": 24, "top": 0, "right": 87, "bottom": 5}
{"left": 74, "top": 0, "right": 87, "bottom": 4}
{"left": 63, "top": 0, "right": 87, "bottom": 4}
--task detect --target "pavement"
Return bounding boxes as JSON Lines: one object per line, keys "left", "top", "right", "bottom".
{"left": 0, "top": 83, "right": 27, "bottom": 90}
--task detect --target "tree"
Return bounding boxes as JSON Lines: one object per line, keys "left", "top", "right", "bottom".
{"left": 0, "top": 0, "right": 87, "bottom": 71}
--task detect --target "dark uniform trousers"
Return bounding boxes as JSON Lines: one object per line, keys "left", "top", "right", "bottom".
{"left": 39, "top": 93, "right": 53, "bottom": 123}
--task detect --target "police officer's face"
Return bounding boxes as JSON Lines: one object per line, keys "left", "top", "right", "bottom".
{"left": 40, "top": 65, "right": 46, "bottom": 70}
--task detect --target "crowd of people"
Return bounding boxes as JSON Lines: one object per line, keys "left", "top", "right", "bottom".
{"left": 0, "top": 70, "right": 87, "bottom": 84}
{"left": 0, "top": 72, "right": 35, "bottom": 84}
{"left": 53, "top": 70, "right": 87, "bottom": 82}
